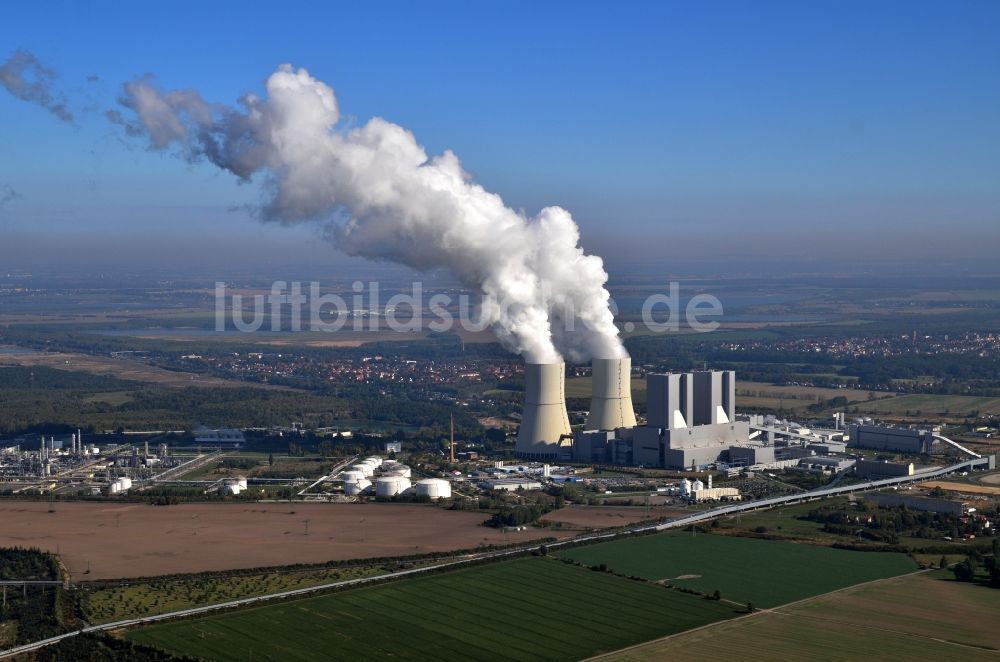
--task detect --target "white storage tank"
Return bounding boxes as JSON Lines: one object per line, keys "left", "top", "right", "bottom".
{"left": 340, "top": 470, "right": 364, "bottom": 483}
{"left": 236, "top": 476, "right": 248, "bottom": 490}
{"left": 107, "top": 477, "right": 131, "bottom": 494}
{"left": 344, "top": 478, "right": 372, "bottom": 495}
{"left": 388, "top": 465, "right": 412, "bottom": 478}
{"left": 375, "top": 475, "right": 411, "bottom": 498}
{"left": 352, "top": 463, "right": 374, "bottom": 478}
{"left": 380, "top": 460, "right": 399, "bottom": 471}
{"left": 415, "top": 478, "right": 451, "bottom": 500}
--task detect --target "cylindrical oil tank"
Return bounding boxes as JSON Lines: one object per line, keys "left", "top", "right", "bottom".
{"left": 415, "top": 478, "right": 452, "bottom": 499}
{"left": 375, "top": 475, "right": 411, "bottom": 497}
{"left": 388, "top": 465, "right": 411, "bottom": 478}
{"left": 236, "top": 476, "right": 248, "bottom": 490}
{"left": 352, "top": 463, "right": 374, "bottom": 477}
{"left": 586, "top": 357, "right": 637, "bottom": 431}
{"left": 344, "top": 478, "right": 372, "bottom": 495}
{"left": 340, "top": 470, "right": 364, "bottom": 483}
{"left": 516, "top": 362, "right": 571, "bottom": 458}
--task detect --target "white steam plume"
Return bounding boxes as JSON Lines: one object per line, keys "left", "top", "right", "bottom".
{"left": 113, "top": 65, "right": 626, "bottom": 363}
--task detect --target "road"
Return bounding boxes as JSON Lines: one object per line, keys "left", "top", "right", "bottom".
{"left": 0, "top": 454, "right": 992, "bottom": 659}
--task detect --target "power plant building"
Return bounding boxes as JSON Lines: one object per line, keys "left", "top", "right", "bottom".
{"left": 569, "top": 369, "right": 752, "bottom": 470}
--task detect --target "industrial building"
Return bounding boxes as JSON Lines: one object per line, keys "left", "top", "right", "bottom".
{"left": 854, "top": 459, "right": 915, "bottom": 479}
{"left": 486, "top": 478, "right": 543, "bottom": 491}
{"left": 566, "top": 368, "right": 753, "bottom": 470}
{"left": 849, "top": 425, "right": 932, "bottom": 454}
{"left": 798, "top": 456, "right": 856, "bottom": 473}
{"left": 193, "top": 427, "right": 246, "bottom": 448}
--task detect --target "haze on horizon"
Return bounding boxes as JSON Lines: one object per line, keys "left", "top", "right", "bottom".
{"left": 0, "top": 1, "right": 997, "bottom": 277}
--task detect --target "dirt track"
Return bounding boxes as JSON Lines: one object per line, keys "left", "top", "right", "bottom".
{"left": 0, "top": 501, "right": 569, "bottom": 580}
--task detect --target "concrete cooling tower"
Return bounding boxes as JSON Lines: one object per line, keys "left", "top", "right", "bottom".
{"left": 585, "top": 357, "right": 637, "bottom": 431}
{"left": 516, "top": 362, "right": 572, "bottom": 458}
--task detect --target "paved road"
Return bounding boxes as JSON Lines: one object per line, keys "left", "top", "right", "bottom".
{"left": 0, "top": 454, "right": 992, "bottom": 659}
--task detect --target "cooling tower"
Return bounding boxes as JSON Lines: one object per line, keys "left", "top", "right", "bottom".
{"left": 586, "top": 357, "right": 637, "bottom": 430}
{"left": 516, "top": 362, "right": 572, "bottom": 458}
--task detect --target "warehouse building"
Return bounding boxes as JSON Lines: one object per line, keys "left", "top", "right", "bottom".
{"left": 849, "top": 425, "right": 932, "bottom": 454}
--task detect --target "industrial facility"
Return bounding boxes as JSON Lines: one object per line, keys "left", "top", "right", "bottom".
{"left": 516, "top": 359, "right": 760, "bottom": 470}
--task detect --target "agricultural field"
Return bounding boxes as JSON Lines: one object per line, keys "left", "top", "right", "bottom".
{"left": 557, "top": 531, "right": 917, "bottom": 608}
{"left": 539, "top": 505, "right": 692, "bottom": 530}
{"left": 0, "top": 350, "right": 284, "bottom": 390}
{"left": 856, "top": 393, "right": 1000, "bottom": 418}
{"left": 127, "top": 557, "right": 737, "bottom": 661}
{"left": 0, "top": 502, "right": 570, "bottom": 580}
{"left": 917, "top": 481, "right": 1000, "bottom": 496}
{"left": 81, "top": 563, "right": 396, "bottom": 624}
{"left": 604, "top": 571, "right": 1000, "bottom": 661}
{"left": 711, "top": 499, "right": 842, "bottom": 542}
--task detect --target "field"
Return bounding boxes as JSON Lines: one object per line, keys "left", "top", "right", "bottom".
{"left": 127, "top": 557, "right": 737, "bottom": 661}
{"left": 857, "top": 393, "right": 1000, "bottom": 417}
{"left": 0, "top": 351, "right": 285, "bottom": 390}
{"left": 539, "top": 505, "right": 691, "bottom": 530}
{"left": 557, "top": 531, "right": 916, "bottom": 608}
{"left": 82, "top": 563, "right": 395, "bottom": 624}
{"left": 0, "top": 502, "right": 570, "bottom": 580}
{"left": 917, "top": 481, "right": 1000, "bottom": 496}
{"left": 602, "top": 572, "right": 1000, "bottom": 661}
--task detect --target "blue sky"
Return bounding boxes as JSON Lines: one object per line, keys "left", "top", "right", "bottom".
{"left": 1, "top": 0, "right": 998, "bottom": 273}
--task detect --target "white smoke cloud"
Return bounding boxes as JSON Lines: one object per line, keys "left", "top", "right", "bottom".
{"left": 0, "top": 50, "right": 74, "bottom": 123}
{"left": 114, "top": 64, "right": 627, "bottom": 363}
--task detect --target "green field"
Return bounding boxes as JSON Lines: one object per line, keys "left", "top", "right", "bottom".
{"left": 608, "top": 572, "right": 1000, "bottom": 661}
{"left": 557, "top": 532, "right": 917, "bottom": 608}
{"left": 127, "top": 558, "right": 736, "bottom": 661}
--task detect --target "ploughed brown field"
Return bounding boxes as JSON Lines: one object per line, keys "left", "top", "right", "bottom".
{"left": 0, "top": 502, "right": 571, "bottom": 580}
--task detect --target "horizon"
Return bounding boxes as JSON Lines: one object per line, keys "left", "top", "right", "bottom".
{"left": 1, "top": 1, "right": 998, "bottom": 275}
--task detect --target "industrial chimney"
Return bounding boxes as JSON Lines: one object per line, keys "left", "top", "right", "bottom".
{"left": 585, "top": 357, "right": 637, "bottom": 431}
{"left": 516, "top": 362, "right": 572, "bottom": 458}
